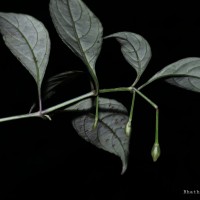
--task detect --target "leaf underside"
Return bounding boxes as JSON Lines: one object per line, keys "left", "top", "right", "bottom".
{"left": 43, "top": 70, "right": 84, "bottom": 101}
{"left": 0, "top": 12, "right": 50, "bottom": 89}
{"left": 143, "top": 57, "right": 200, "bottom": 92}
{"left": 49, "top": 0, "right": 103, "bottom": 87}
{"left": 66, "top": 97, "right": 130, "bottom": 174}
{"left": 105, "top": 32, "right": 151, "bottom": 83}
{"left": 167, "top": 77, "right": 200, "bottom": 93}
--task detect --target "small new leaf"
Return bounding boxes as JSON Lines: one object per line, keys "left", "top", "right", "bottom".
{"left": 0, "top": 12, "right": 50, "bottom": 89}
{"left": 66, "top": 97, "right": 130, "bottom": 174}
{"left": 105, "top": 32, "right": 151, "bottom": 85}
{"left": 49, "top": 0, "right": 103, "bottom": 91}
{"left": 140, "top": 57, "right": 200, "bottom": 92}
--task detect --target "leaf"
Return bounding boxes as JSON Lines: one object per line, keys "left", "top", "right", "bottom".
{"left": 43, "top": 70, "right": 84, "bottom": 100}
{"left": 66, "top": 97, "right": 130, "bottom": 174}
{"left": 0, "top": 12, "right": 50, "bottom": 89}
{"left": 105, "top": 32, "right": 151, "bottom": 84}
{"left": 166, "top": 77, "right": 200, "bottom": 93}
{"left": 49, "top": 0, "right": 103, "bottom": 90}
{"left": 140, "top": 57, "right": 200, "bottom": 92}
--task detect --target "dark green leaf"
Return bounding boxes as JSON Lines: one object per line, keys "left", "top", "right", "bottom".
{"left": 66, "top": 97, "right": 130, "bottom": 174}
{"left": 140, "top": 57, "right": 200, "bottom": 92}
{"left": 105, "top": 32, "right": 151, "bottom": 84}
{"left": 49, "top": 0, "right": 103, "bottom": 90}
{"left": 0, "top": 12, "right": 50, "bottom": 89}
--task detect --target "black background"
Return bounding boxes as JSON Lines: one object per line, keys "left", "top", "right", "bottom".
{"left": 1, "top": 0, "right": 200, "bottom": 199}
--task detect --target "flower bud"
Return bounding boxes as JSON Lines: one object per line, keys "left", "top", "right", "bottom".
{"left": 151, "top": 143, "right": 161, "bottom": 162}
{"left": 125, "top": 121, "right": 132, "bottom": 137}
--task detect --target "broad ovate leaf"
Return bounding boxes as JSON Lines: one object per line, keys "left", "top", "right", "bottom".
{"left": 66, "top": 97, "right": 130, "bottom": 174}
{"left": 0, "top": 12, "right": 50, "bottom": 89}
{"left": 140, "top": 57, "right": 200, "bottom": 92}
{"left": 105, "top": 32, "right": 151, "bottom": 84}
{"left": 49, "top": 0, "right": 103, "bottom": 90}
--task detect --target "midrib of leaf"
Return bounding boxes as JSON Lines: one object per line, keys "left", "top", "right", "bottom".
{"left": 1, "top": 15, "right": 45, "bottom": 111}
{"left": 128, "top": 40, "right": 142, "bottom": 86}
{"left": 26, "top": 17, "right": 41, "bottom": 88}
{"left": 66, "top": 0, "right": 99, "bottom": 92}
{"left": 28, "top": 18, "right": 49, "bottom": 90}
{"left": 88, "top": 113, "right": 128, "bottom": 155}
{"left": 3, "top": 16, "right": 41, "bottom": 87}
{"left": 128, "top": 40, "right": 141, "bottom": 73}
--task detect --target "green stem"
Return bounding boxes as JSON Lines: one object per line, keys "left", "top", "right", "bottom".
{"left": 132, "top": 75, "right": 141, "bottom": 87}
{"left": 133, "top": 87, "right": 159, "bottom": 144}
{"left": 137, "top": 81, "right": 151, "bottom": 91}
{"left": 129, "top": 91, "right": 136, "bottom": 122}
{"left": 125, "top": 91, "right": 136, "bottom": 136}
{"left": 93, "top": 95, "right": 99, "bottom": 129}
{"left": 85, "top": 64, "right": 99, "bottom": 95}
{"left": 42, "top": 91, "right": 95, "bottom": 114}
{"left": 155, "top": 108, "right": 159, "bottom": 144}
{"left": 0, "top": 112, "right": 40, "bottom": 123}
{"left": 38, "top": 88, "right": 42, "bottom": 114}
{"left": 99, "top": 87, "right": 132, "bottom": 94}
{"left": 0, "top": 91, "right": 95, "bottom": 123}
{"left": 133, "top": 87, "right": 158, "bottom": 109}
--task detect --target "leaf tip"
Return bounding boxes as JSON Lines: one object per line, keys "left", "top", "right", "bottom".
{"left": 121, "top": 162, "right": 128, "bottom": 175}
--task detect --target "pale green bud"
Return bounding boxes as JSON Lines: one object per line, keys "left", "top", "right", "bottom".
{"left": 125, "top": 121, "right": 132, "bottom": 137}
{"left": 151, "top": 143, "right": 161, "bottom": 162}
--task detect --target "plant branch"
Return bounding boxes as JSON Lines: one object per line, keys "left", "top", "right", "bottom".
{"left": 99, "top": 87, "right": 132, "bottom": 94}
{"left": 0, "top": 112, "right": 41, "bottom": 123}
{"left": 38, "top": 88, "right": 42, "bottom": 114}
{"left": 129, "top": 91, "right": 136, "bottom": 122}
{"left": 137, "top": 81, "right": 151, "bottom": 91}
{"left": 0, "top": 87, "right": 140, "bottom": 124}
{"left": 0, "top": 91, "right": 95, "bottom": 123}
{"left": 132, "top": 75, "right": 141, "bottom": 87}
{"left": 42, "top": 91, "right": 95, "bottom": 114}
{"left": 133, "top": 87, "right": 160, "bottom": 153}
{"left": 125, "top": 91, "right": 136, "bottom": 136}
{"left": 132, "top": 87, "right": 158, "bottom": 109}
{"left": 93, "top": 95, "right": 99, "bottom": 129}
{"left": 155, "top": 108, "right": 159, "bottom": 144}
